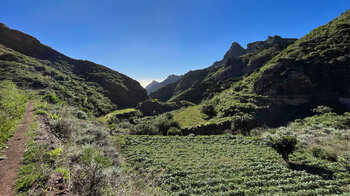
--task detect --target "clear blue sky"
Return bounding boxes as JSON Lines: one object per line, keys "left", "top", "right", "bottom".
{"left": 1, "top": 1, "right": 349, "bottom": 86}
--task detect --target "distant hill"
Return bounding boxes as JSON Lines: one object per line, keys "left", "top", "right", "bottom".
{"left": 0, "top": 23, "right": 147, "bottom": 115}
{"left": 150, "top": 36, "right": 297, "bottom": 103}
{"left": 145, "top": 74, "right": 182, "bottom": 95}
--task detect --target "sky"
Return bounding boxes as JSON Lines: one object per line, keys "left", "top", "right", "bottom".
{"left": 0, "top": 1, "right": 349, "bottom": 87}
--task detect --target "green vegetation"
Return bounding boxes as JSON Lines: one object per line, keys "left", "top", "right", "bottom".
{"left": 7, "top": 9, "right": 350, "bottom": 196}
{"left": 16, "top": 101, "right": 121, "bottom": 195}
{"left": 263, "top": 131, "right": 298, "bottom": 161}
{"left": 173, "top": 105, "right": 208, "bottom": 128}
{"left": 0, "top": 25, "right": 147, "bottom": 116}
{"left": 121, "top": 135, "right": 350, "bottom": 195}
{"left": 15, "top": 121, "right": 50, "bottom": 194}
{"left": 99, "top": 108, "right": 137, "bottom": 122}
{"left": 0, "top": 81, "right": 27, "bottom": 152}
{"left": 263, "top": 110, "right": 350, "bottom": 163}
{"left": 167, "top": 127, "right": 182, "bottom": 136}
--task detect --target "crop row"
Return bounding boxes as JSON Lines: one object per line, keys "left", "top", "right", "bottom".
{"left": 121, "top": 135, "right": 350, "bottom": 195}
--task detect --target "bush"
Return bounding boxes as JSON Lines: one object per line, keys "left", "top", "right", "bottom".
{"left": 75, "top": 110, "right": 88, "bottom": 120}
{"left": 312, "top": 105, "right": 333, "bottom": 115}
{"left": 310, "top": 146, "right": 338, "bottom": 162}
{"left": 35, "top": 109, "right": 47, "bottom": 115}
{"left": 50, "top": 118, "right": 78, "bottom": 140}
{"left": 167, "top": 127, "right": 182, "bottom": 136}
{"left": 131, "top": 123, "right": 159, "bottom": 135}
{"left": 43, "top": 94, "right": 61, "bottom": 104}
{"left": 201, "top": 104, "right": 216, "bottom": 118}
{"left": 231, "top": 113, "right": 255, "bottom": 136}
{"left": 263, "top": 132, "right": 298, "bottom": 161}
{"left": 154, "top": 113, "right": 179, "bottom": 135}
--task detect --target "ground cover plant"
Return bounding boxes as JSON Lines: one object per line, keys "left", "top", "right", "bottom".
{"left": 0, "top": 81, "right": 27, "bottom": 152}
{"left": 120, "top": 135, "right": 350, "bottom": 195}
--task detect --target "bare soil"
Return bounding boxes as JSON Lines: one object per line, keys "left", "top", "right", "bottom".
{"left": 0, "top": 101, "right": 34, "bottom": 196}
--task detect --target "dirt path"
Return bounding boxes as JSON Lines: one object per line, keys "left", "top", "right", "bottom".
{"left": 0, "top": 101, "right": 34, "bottom": 196}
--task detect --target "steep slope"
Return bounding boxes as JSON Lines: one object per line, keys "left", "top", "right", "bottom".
{"left": 0, "top": 23, "right": 147, "bottom": 115}
{"left": 212, "top": 9, "right": 350, "bottom": 124}
{"left": 145, "top": 74, "right": 182, "bottom": 94}
{"left": 150, "top": 36, "right": 296, "bottom": 103}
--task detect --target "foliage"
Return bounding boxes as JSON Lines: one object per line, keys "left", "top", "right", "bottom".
{"left": 173, "top": 105, "right": 208, "bottom": 128}
{"left": 15, "top": 122, "right": 50, "bottom": 194}
{"left": 80, "top": 146, "right": 111, "bottom": 196}
{"left": 201, "top": 104, "right": 216, "bottom": 118}
{"left": 167, "top": 127, "right": 182, "bottom": 136}
{"left": 49, "top": 113, "right": 60, "bottom": 120}
{"left": 310, "top": 146, "right": 338, "bottom": 162}
{"left": 17, "top": 104, "right": 122, "bottom": 195}
{"left": 99, "top": 108, "right": 137, "bottom": 122}
{"left": 339, "top": 152, "right": 350, "bottom": 172}
{"left": 263, "top": 131, "right": 298, "bottom": 161}
{"left": 0, "top": 80, "right": 27, "bottom": 151}
{"left": 34, "top": 109, "right": 47, "bottom": 115}
{"left": 312, "top": 105, "right": 333, "bottom": 115}
{"left": 231, "top": 112, "right": 255, "bottom": 135}
{"left": 43, "top": 94, "right": 62, "bottom": 104}
{"left": 122, "top": 135, "right": 350, "bottom": 195}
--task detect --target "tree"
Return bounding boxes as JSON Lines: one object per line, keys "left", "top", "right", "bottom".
{"left": 264, "top": 133, "right": 297, "bottom": 161}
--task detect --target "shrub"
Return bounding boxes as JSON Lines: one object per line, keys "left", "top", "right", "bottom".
{"left": 231, "top": 113, "right": 255, "bottom": 136}
{"left": 79, "top": 146, "right": 111, "bottom": 196}
{"left": 167, "top": 127, "right": 182, "bottom": 136}
{"left": 312, "top": 105, "right": 333, "bottom": 115}
{"left": 263, "top": 132, "right": 298, "bottom": 161}
{"left": 75, "top": 110, "right": 88, "bottom": 120}
{"left": 50, "top": 118, "right": 78, "bottom": 140}
{"left": 154, "top": 113, "right": 179, "bottom": 135}
{"left": 131, "top": 123, "right": 159, "bottom": 135}
{"left": 49, "top": 113, "right": 60, "bottom": 120}
{"left": 43, "top": 94, "right": 61, "bottom": 104}
{"left": 35, "top": 109, "right": 47, "bottom": 115}
{"left": 310, "top": 146, "right": 338, "bottom": 162}
{"left": 201, "top": 104, "right": 216, "bottom": 118}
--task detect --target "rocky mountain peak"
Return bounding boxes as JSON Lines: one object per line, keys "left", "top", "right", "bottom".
{"left": 223, "top": 42, "right": 246, "bottom": 60}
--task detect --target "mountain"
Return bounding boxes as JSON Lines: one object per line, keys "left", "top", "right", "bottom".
{"left": 145, "top": 80, "right": 160, "bottom": 93}
{"left": 0, "top": 23, "right": 147, "bottom": 115}
{"left": 211, "top": 9, "right": 350, "bottom": 125}
{"left": 150, "top": 36, "right": 297, "bottom": 103}
{"left": 145, "top": 74, "right": 183, "bottom": 94}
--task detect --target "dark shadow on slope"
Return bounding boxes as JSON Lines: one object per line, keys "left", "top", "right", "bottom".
{"left": 288, "top": 162, "right": 335, "bottom": 180}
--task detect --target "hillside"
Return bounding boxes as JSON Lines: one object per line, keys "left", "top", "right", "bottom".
{"left": 145, "top": 74, "right": 182, "bottom": 94}
{"left": 210, "top": 9, "right": 350, "bottom": 125}
{"left": 150, "top": 36, "right": 297, "bottom": 103}
{"left": 0, "top": 23, "right": 147, "bottom": 115}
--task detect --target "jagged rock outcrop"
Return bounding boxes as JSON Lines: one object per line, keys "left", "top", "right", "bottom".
{"left": 150, "top": 36, "right": 297, "bottom": 104}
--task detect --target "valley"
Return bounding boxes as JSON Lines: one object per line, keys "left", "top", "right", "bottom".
{"left": 0, "top": 7, "right": 349, "bottom": 196}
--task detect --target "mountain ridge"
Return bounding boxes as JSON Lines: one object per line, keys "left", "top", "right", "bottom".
{"left": 150, "top": 35, "right": 297, "bottom": 104}
{"left": 145, "top": 74, "right": 183, "bottom": 95}
{"left": 0, "top": 23, "right": 148, "bottom": 115}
